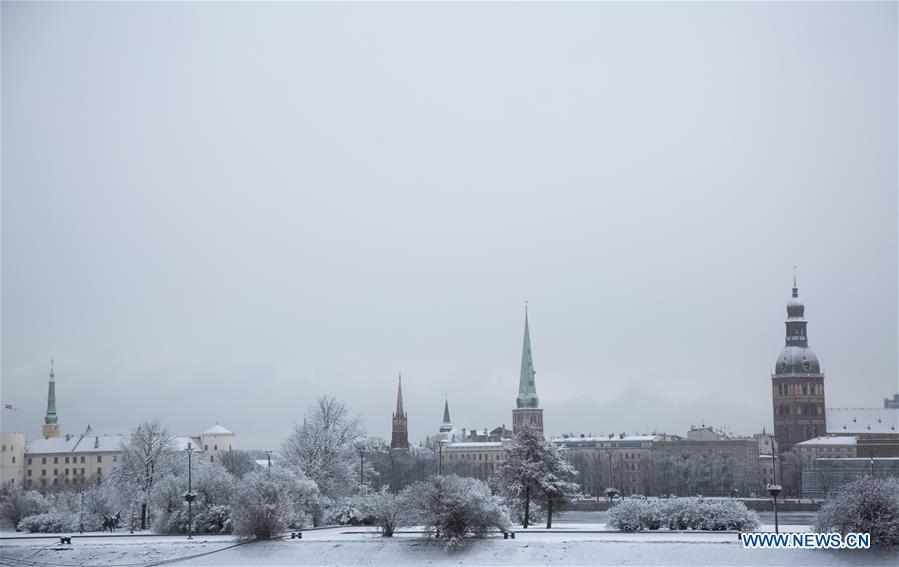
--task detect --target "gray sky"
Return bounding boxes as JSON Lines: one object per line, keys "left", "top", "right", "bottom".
{"left": 2, "top": 1, "right": 897, "bottom": 450}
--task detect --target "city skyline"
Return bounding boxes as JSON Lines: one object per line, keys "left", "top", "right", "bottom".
{"left": 3, "top": 2, "right": 896, "bottom": 451}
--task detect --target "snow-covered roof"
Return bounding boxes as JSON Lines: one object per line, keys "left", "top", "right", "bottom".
{"left": 795, "top": 436, "right": 857, "bottom": 447}
{"left": 26, "top": 434, "right": 125, "bottom": 455}
{"left": 444, "top": 442, "right": 504, "bottom": 448}
{"left": 203, "top": 424, "right": 233, "bottom": 435}
{"left": 826, "top": 408, "right": 899, "bottom": 435}
{"left": 172, "top": 436, "right": 202, "bottom": 451}
{"left": 552, "top": 435, "right": 657, "bottom": 443}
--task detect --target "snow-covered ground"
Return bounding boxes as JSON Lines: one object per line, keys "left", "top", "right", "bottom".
{"left": 2, "top": 526, "right": 895, "bottom": 566}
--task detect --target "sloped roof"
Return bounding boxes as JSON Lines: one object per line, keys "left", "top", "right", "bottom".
{"left": 203, "top": 424, "right": 233, "bottom": 435}
{"left": 26, "top": 434, "right": 125, "bottom": 454}
{"left": 795, "top": 436, "right": 857, "bottom": 446}
{"left": 826, "top": 408, "right": 898, "bottom": 435}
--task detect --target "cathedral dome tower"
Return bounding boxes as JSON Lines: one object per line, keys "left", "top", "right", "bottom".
{"left": 771, "top": 273, "right": 827, "bottom": 453}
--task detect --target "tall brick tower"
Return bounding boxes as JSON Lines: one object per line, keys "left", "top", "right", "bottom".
{"left": 772, "top": 274, "right": 826, "bottom": 453}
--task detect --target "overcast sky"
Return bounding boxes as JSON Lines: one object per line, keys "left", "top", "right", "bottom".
{"left": 2, "top": 1, "right": 897, "bottom": 450}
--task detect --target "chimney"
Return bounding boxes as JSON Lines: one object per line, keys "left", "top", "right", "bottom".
{"left": 94, "top": 436, "right": 99, "bottom": 448}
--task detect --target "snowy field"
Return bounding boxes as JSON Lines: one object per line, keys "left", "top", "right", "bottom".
{"left": 2, "top": 524, "right": 897, "bottom": 566}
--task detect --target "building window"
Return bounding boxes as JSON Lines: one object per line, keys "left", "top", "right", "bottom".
{"left": 65, "top": 469, "right": 69, "bottom": 475}
{"left": 210, "top": 455, "right": 214, "bottom": 463}
{"left": 27, "top": 458, "right": 32, "bottom": 465}
{"left": 81, "top": 457, "right": 85, "bottom": 463}
{"left": 97, "top": 467, "right": 102, "bottom": 476}
{"left": 204, "top": 445, "right": 208, "bottom": 451}
{"left": 97, "top": 456, "right": 102, "bottom": 463}
{"left": 54, "top": 457, "right": 58, "bottom": 464}
{"left": 113, "top": 456, "right": 118, "bottom": 462}
{"left": 214, "top": 445, "right": 217, "bottom": 451}
{"left": 11, "top": 456, "right": 15, "bottom": 463}
{"left": 65, "top": 457, "right": 69, "bottom": 464}
{"left": 27, "top": 470, "right": 31, "bottom": 477}
{"left": 41, "top": 457, "right": 46, "bottom": 465}
{"left": 41, "top": 469, "right": 46, "bottom": 476}
{"left": 54, "top": 469, "right": 58, "bottom": 476}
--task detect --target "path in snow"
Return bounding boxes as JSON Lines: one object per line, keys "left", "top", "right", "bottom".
{"left": 2, "top": 527, "right": 896, "bottom": 566}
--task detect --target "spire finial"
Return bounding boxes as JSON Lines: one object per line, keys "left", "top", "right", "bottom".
{"left": 50, "top": 358, "right": 54, "bottom": 378}
{"left": 792, "top": 265, "right": 799, "bottom": 298}
{"left": 525, "top": 299, "right": 528, "bottom": 314}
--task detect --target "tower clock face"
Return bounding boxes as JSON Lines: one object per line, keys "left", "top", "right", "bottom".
{"left": 802, "top": 361, "right": 811, "bottom": 371}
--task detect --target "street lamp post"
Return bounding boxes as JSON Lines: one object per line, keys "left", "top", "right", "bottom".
{"left": 359, "top": 448, "right": 365, "bottom": 488}
{"left": 767, "top": 483, "right": 782, "bottom": 534}
{"left": 184, "top": 442, "right": 196, "bottom": 540}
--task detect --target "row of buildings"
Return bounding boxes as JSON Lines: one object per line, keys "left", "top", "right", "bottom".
{"left": 0, "top": 362, "right": 237, "bottom": 491}
{"left": 385, "top": 278, "right": 899, "bottom": 498}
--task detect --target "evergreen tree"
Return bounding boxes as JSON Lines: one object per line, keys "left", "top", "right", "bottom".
{"left": 497, "top": 425, "right": 579, "bottom": 528}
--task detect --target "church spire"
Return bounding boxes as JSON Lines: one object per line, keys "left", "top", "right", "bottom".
{"left": 394, "top": 373, "right": 405, "bottom": 419}
{"left": 512, "top": 305, "right": 544, "bottom": 434}
{"left": 390, "top": 373, "right": 409, "bottom": 449}
{"left": 516, "top": 306, "right": 539, "bottom": 408}
{"left": 442, "top": 396, "right": 451, "bottom": 425}
{"left": 42, "top": 359, "right": 60, "bottom": 439}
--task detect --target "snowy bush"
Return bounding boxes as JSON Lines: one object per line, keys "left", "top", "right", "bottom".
{"left": 608, "top": 499, "right": 645, "bottom": 532}
{"left": 0, "top": 486, "right": 50, "bottom": 528}
{"left": 359, "top": 488, "right": 404, "bottom": 536}
{"left": 661, "top": 499, "right": 696, "bottom": 530}
{"left": 197, "top": 505, "right": 232, "bottom": 534}
{"left": 639, "top": 500, "right": 664, "bottom": 530}
{"left": 402, "top": 474, "right": 510, "bottom": 545}
{"left": 17, "top": 512, "right": 78, "bottom": 533}
{"left": 692, "top": 499, "right": 759, "bottom": 531}
{"left": 609, "top": 498, "right": 758, "bottom": 532}
{"left": 231, "top": 467, "right": 320, "bottom": 539}
{"left": 815, "top": 477, "right": 899, "bottom": 546}
{"left": 329, "top": 497, "right": 369, "bottom": 526}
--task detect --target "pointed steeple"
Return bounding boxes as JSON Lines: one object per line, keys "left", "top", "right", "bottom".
{"left": 442, "top": 396, "right": 451, "bottom": 425}
{"left": 394, "top": 373, "right": 405, "bottom": 419}
{"left": 516, "top": 306, "right": 539, "bottom": 409}
{"left": 391, "top": 373, "right": 409, "bottom": 449}
{"left": 42, "top": 359, "right": 60, "bottom": 438}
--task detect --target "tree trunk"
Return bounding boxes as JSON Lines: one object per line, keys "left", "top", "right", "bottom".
{"left": 523, "top": 486, "right": 530, "bottom": 529}
{"left": 140, "top": 503, "right": 147, "bottom": 531}
{"left": 546, "top": 497, "right": 553, "bottom": 529}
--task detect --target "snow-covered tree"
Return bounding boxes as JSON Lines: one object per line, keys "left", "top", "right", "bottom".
{"left": 401, "top": 474, "right": 509, "bottom": 545}
{"left": 231, "top": 466, "right": 319, "bottom": 539}
{"left": 0, "top": 485, "right": 50, "bottom": 527}
{"left": 497, "top": 425, "right": 579, "bottom": 528}
{"left": 218, "top": 450, "right": 258, "bottom": 480}
{"left": 109, "top": 419, "right": 175, "bottom": 530}
{"left": 359, "top": 487, "right": 404, "bottom": 536}
{"left": 281, "top": 396, "right": 364, "bottom": 521}
{"left": 815, "top": 476, "right": 899, "bottom": 546}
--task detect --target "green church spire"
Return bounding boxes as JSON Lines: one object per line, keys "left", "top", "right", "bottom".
{"left": 516, "top": 306, "right": 539, "bottom": 409}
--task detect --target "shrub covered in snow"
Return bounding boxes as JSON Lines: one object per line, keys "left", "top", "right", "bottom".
{"left": 402, "top": 474, "right": 510, "bottom": 544}
{"left": 359, "top": 488, "right": 404, "bottom": 536}
{"left": 17, "top": 512, "right": 77, "bottom": 533}
{"left": 608, "top": 499, "right": 646, "bottom": 532}
{"left": 330, "top": 497, "right": 370, "bottom": 526}
{"left": 815, "top": 477, "right": 899, "bottom": 546}
{"left": 609, "top": 498, "right": 758, "bottom": 532}
{"left": 0, "top": 486, "right": 50, "bottom": 528}
{"left": 231, "top": 467, "right": 319, "bottom": 539}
